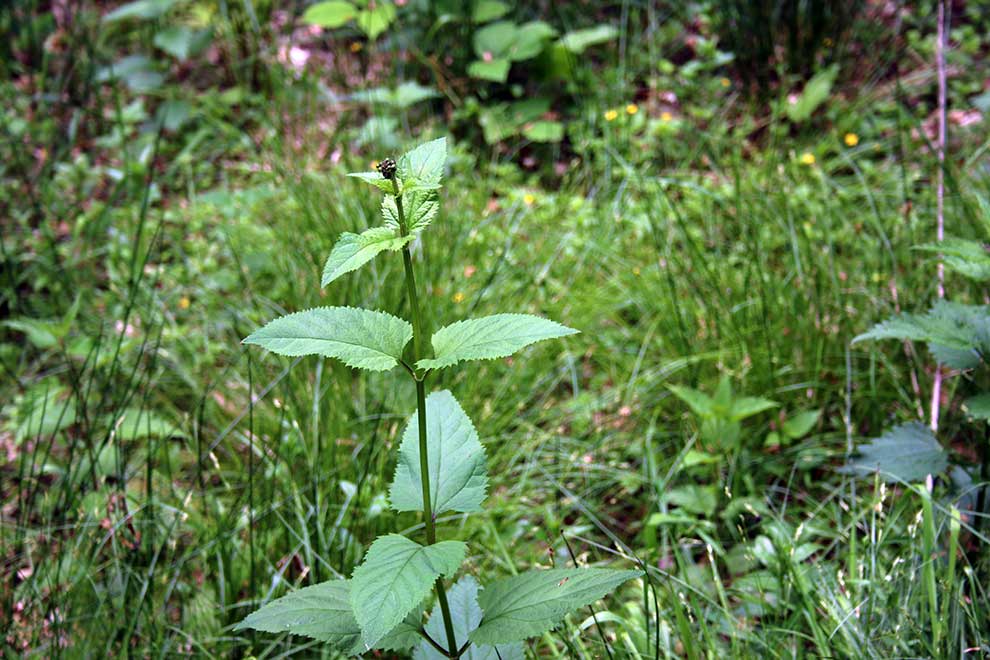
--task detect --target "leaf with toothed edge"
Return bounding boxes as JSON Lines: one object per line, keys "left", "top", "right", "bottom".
{"left": 470, "top": 568, "right": 641, "bottom": 646}
{"left": 321, "top": 227, "right": 414, "bottom": 286}
{"left": 417, "top": 314, "right": 579, "bottom": 371}
{"left": 242, "top": 306, "right": 412, "bottom": 371}
{"left": 414, "top": 575, "right": 523, "bottom": 659}
{"left": 389, "top": 390, "right": 488, "bottom": 515}
{"left": 350, "top": 534, "right": 466, "bottom": 650}
{"left": 233, "top": 580, "right": 360, "bottom": 647}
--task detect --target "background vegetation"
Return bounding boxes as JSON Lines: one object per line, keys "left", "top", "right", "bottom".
{"left": 3, "top": 0, "right": 990, "bottom": 656}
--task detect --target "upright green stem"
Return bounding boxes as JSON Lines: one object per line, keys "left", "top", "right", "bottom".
{"left": 393, "top": 179, "right": 459, "bottom": 658}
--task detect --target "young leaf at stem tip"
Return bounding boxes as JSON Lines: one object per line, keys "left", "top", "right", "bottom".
{"left": 417, "top": 314, "right": 579, "bottom": 371}
{"left": 242, "top": 306, "right": 412, "bottom": 371}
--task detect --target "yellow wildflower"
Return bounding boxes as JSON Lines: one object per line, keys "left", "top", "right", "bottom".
{"left": 625, "top": 103, "right": 639, "bottom": 115}
{"left": 604, "top": 109, "right": 618, "bottom": 122}
{"left": 523, "top": 193, "right": 535, "bottom": 206}
{"left": 720, "top": 77, "right": 730, "bottom": 87}
{"left": 178, "top": 296, "right": 190, "bottom": 310}
{"left": 844, "top": 132, "right": 859, "bottom": 147}
{"left": 799, "top": 152, "right": 816, "bottom": 165}
{"left": 350, "top": 41, "right": 363, "bottom": 53}
{"left": 660, "top": 111, "right": 673, "bottom": 122}
{"left": 452, "top": 292, "right": 465, "bottom": 303}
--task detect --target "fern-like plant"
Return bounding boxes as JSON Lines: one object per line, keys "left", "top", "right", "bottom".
{"left": 236, "top": 138, "right": 640, "bottom": 657}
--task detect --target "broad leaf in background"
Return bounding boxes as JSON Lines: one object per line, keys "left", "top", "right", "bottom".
{"left": 471, "top": 568, "right": 641, "bottom": 645}
{"left": 840, "top": 422, "right": 948, "bottom": 483}
{"left": 417, "top": 314, "right": 579, "bottom": 370}
{"left": 522, "top": 120, "right": 564, "bottom": 142}
{"left": 95, "top": 55, "right": 164, "bottom": 93}
{"left": 321, "top": 227, "right": 414, "bottom": 286}
{"left": 351, "top": 81, "right": 439, "bottom": 109}
{"left": 472, "top": 0, "right": 510, "bottom": 23}
{"left": 153, "top": 26, "right": 212, "bottom": 61}
{"left": 963, "top": 393, "right": 990, "bottom": 421}
{"left": 102, "top": 0, "right": 177, "bottom": 22}
{"left": 350, "top": 535, "right": 466, "bottom": 650}
{"left": 356, "top": 3, "right": 397, "bottom": 40}
{"left": 234, "top": 580, "right": 361, "bottom": 649}
{"left": 390, "top": 390, "right": 488, "bottom": 515}
{"left": 243, "top": 307, "right": 412, "bottom": 371}
{"left": 785, "top": 64, "right": 838, "bottom": 123}
{"left": 302, "top": 1, "right": 358, "bottom": 27}
{"left": 414, "top": 576, "right": 523, "bottom": 660}
{"left": 558, "top": 25, "right": 618, "bottom": 53}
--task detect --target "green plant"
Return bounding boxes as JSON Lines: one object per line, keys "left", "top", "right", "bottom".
{"left": 303, "top": 0, "right": 398, "bottom": 41}
{"left": 235, "top": 138, "right": 640, "bottom": 657}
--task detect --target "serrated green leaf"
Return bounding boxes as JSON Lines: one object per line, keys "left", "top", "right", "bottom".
{"left": 471, "top": 568, "right": 641, "bottom": 645}
{"left": 373, "top": 607, "right": 424, "bottom": 654}
{"left": 414, "top": 576, "right": 523, "bottom": 660}
{"left": 916, "top": 238, "right": 990, "bottom": 281}
{"left": 322, "top": 227, "right": 413, "bottom": 286}
{"left": 348, "top": 170, "right": 397, "bottom": 193}
{"left": 558, "top": 25, "right": 618, "bottom": 53}
{"left": 302, "top": 0, "right": 357, "bottom": 27}
{"left": 382, "top": 189, "right": 440, "bottom": 233}
{"left": 234, "top": 580, "right": 361, "bottom": 649}
{"left": 854, "top": 301, "right": 990, "bottom": 360}
{"left": 840, "top": 422, "right": 948, "bottom": 483}
{"left": 398, "top": 137, "right": 446, "bottom": 188}
{"left": 350, "top": 535, "right": 466, "bottom": 650}
{"left": 417, "top": 314, "right": 578, "bottom": 371}
{"left": 390, "top": 390, "right": 488, "bottom": 515}
{"left": 243, "top": 307, "right": 412, "bottom": 371}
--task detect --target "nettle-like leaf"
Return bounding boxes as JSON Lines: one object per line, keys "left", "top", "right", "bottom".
{"left": 383, "top": 190, "right": 439, "bottom": 233}
{"left": 853, "top": 301, "right": 989, "bottom": 351}
{"left": 414, "top": 576, "right": 523, "bottom": 660}
{"left": 916, "top": 237, "right": 990, "bottom": 282}
{"left": 470, "top": 568, "right": 641, "bottom": 646}
{"left": 840, "top": 422, "right": 949, "bottom": 483}
{"left": 243, "top": 307, "right": 412, "bottom": 371}
{"left": 348, "top": 170, "right": 398, "bottom": 194}
{"left": 322, "top": 226, "right": 414, "bottom": 286}
{"left": 234, "top": 580, "right": 361, "bottom": 649}
{"left": 417, "top": 314, "right": 579, "bottom": 371}
{"left": 350, "top": 534, "right": 466, "bottom": 650}
{"left": 398, "top": 137, "right": 446, "bottom": 188}
{"left": 234, "top": 579, "right": 420, "bottom": 655}
{"left": 390, "top": 390, "right": 488, "bottom": 515}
